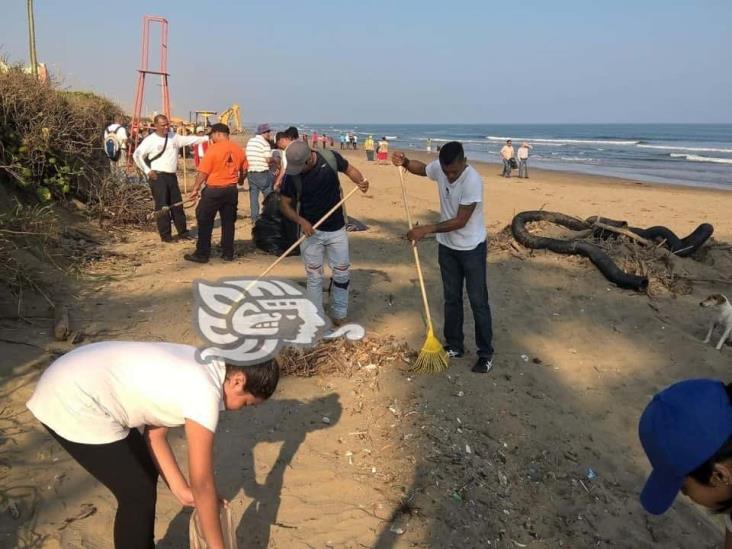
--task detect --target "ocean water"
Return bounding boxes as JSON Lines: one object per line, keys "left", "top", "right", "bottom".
{"left": 286, "top": 124, "right": 732, "bottom": 190}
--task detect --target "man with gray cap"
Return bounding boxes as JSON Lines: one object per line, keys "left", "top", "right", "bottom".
{"left": 279, "top": 141, "right": 369, "bottom": 324}
{"left": 245, "top": 123, "right": 274, "bottom": 222}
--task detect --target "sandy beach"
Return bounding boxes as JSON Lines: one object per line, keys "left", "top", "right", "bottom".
{"left": 2, "top": 148, "right": 732, "bottom": 548}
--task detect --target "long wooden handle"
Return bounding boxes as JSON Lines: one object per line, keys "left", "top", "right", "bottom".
{"left": 182, "top": 146, "right": 188, "bottom": 193}
{"left": 244, "top": 185, "right": 362, "bottom": 292}
{"left": 398, "top": 168, "right": 434, "bottom": 331}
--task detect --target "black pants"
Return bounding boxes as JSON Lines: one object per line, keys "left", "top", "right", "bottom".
{"left": 438, "top": 240, "right": 494, "bottom": 359}
{"left": 45, "top": 425, "right": 158, "bottom": 549}
{"left": 149, "top": 172, "right": 187, "bottom": 240}
{"left": 195, "top": 184, "right": 238, "bottom": 258}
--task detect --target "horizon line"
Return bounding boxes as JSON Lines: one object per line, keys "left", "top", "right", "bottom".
{"left": 262, "top": 121, "right": 732, "bottom": 126}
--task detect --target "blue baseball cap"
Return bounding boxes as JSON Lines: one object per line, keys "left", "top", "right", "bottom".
{"left": 639, "top": 379, "right": 732, "bottom": 515}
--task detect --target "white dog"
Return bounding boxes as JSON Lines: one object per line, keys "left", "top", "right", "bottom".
{"left": 700, "top": 294, "right": 732, "bottom": 350}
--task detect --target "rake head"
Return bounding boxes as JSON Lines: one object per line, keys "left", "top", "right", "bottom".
{"left": 411, "top": 328, "right": 449, "bottom": 374}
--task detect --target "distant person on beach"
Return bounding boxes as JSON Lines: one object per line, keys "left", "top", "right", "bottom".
{"left": 246, "top": 123, "right": 275, "bottom": 222}
{"left": 340, "top": 134, "right": 347, "bottom": 150}
{"left": 364, "top": 135, "right": 375, "bottom": 161}
{"left": 377, "top": 137, "right": 389, "bottom": 165}
{"left": 638, "top": 378, "right": 732, "bottom": 548}
{"left": 133, "top": 114, "right": 207, "bottom": 242}
{"left": 26, "top": 340, "right": 279, "bottom": 549}
{"left": 311, "top": 131, "right": 319, "bottom": 149}
{"left": 426, "top": 138, "right": 433, "bottom": 153}
{"left": 185, "top": 123, "right": 247, "bottom": 263}
{"left": 352, "top": 134, "right": 358, "bottom": 150}
{"left": 500, "top": 139, "right": 515, "bottom": 177}
{"left": 279, "top": 141, "right": 369, "bottom": 324}
{"left": 392, "top": 142, "right": 495, "bottom": 373}
{"left": 517, "top": 142, "right": 532, "bottom": 178}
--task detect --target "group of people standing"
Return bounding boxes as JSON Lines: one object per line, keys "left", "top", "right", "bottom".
{"left": 28, "top": 120, "right": 500, "bottom": 548}
{"left": 339, "top": 132, "right": 359, "bottom": 150}
{"left": 500, "top": 139, "right": 532, "bottom": 178}
{"left": 122, "top": 117, "right": 494, "bottom": 365}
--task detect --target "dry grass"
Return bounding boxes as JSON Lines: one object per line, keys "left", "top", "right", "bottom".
{"left": 278, "top": 336, "right": 414, "bottom": 377}
{"left": 0, "top": 202, "right": 59, "bottom": 310}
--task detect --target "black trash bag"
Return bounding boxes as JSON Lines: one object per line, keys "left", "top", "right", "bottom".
{"left": 252, "top": 192, "right": 300, "bottom": 257}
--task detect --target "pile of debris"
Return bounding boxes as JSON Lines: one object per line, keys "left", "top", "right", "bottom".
{"left": 279, "top": 336, "right": 413, "bottom": 377}
{"left": 502, "top": 211, "right": 721, "bottom": 295}
{"left": 86, "top": 175, "right": 154, "bottom": 229}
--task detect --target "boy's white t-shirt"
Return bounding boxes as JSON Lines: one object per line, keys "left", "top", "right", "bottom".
{"left": 425, "top": 161, "right": 487, "bottom": 251}
{"left": 26, "top": 341, "right": 226, "bottom": 444}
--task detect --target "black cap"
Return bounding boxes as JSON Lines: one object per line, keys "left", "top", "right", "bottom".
{"left": 210, "top": 123, "right": 230, "bottom": 135}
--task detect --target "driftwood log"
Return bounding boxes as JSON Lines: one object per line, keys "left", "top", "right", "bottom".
{"left": 510, "top": 211, "right": 714, "bottom": 291}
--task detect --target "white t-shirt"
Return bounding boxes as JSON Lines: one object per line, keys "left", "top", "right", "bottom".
{"left": 517, "top": 145, "right": 530, "bottom": 160}
{"left": 425, "top": 161, "right": 487, "bottom": 251}
{"left": 26, "top": 341, "right": 226, "bottom": 444}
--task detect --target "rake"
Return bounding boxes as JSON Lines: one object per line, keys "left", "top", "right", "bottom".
{"left": 397, "top": 167, "right": 449, "bottom": 373}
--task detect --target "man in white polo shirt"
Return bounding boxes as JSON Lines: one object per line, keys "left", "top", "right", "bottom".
{"left": 133, "top": 114, "right": 207, "bottom": 242}
{"left": 245, "top": 123, "right": 275, "bottom": 222}
{"left": 392, "top": 142, "right": 495, "bottom": 373}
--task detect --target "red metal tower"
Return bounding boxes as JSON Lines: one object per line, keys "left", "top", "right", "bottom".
{"left": 129, "top": 15, "right": 171, "bottom": 159}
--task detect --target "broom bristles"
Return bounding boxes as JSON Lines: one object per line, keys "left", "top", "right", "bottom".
{"left": 411, "top": 328, "right": 449, "bottom": 374}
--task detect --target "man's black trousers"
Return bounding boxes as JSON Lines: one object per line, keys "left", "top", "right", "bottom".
{"left": 149, "top": 172, "right": 187, "bottom": 240}
{"left": 195, "top": 184, "right": 238, "bottom": 258}
{"left": 438, "top": 239, "right": 495, "bottom": 359}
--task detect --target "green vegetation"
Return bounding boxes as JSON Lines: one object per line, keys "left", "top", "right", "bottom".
{"left": 0, "top": 63, "right": 122, "bottom": 203}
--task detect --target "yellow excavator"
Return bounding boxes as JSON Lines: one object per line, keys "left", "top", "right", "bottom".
{"left": 219, "top": 104, "right": 243, "bottom": 134}
{"left": 169, "top": 116, "right": 195, "bottom": 135}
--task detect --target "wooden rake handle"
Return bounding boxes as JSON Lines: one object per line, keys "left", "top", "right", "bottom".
{"left": 149, "top": 198, "right": 197, "bottom": 220}
{"left": 243, "top": 185, "right": 362, "bottom": 293}
{"left": 397, "top": 167, "right": 435, "bottom": 332}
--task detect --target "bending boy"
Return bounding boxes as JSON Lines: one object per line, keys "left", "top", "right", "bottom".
{"left": 26, "top": 341, "right": 279, "bottom": 549}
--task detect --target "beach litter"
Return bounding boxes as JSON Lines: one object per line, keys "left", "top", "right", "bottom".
{"left": 278, "top": 336, "right": 412, "bottom": 378}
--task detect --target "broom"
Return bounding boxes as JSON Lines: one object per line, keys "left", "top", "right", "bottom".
{"left": 397, "top": 167, "right": 449, "bottom": 373}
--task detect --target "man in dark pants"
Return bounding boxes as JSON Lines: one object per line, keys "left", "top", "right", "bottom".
{"left": 392, "top": 142, "right": 495, "bottom": 373}
{"left": 184, "top": 123, "right": 247, "bottom": 263}
{"left": 133, "top": 114, "right": 207, "bottom": 242}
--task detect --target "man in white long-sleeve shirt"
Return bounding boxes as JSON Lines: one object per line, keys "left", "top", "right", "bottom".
{"left": 133, "top": 115, "right": 207, "bottom": 242}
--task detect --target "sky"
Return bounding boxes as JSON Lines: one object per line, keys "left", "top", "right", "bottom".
{"left": 1, "top": 0, "right": 731, "bottom": 124}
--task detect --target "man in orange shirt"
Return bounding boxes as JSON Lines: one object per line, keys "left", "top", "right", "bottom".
{"left": 185, "top": 123, "right": 248, "bottom": 263}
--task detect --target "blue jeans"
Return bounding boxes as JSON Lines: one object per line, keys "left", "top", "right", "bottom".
{"left": 502, "top": 159, "right": 512, "bottom": 177}
{"left": 248, "top": 171, "right": 273, "bottom": 222}
{"left": 438, "top": 240, "right": 494, "bottom": 359}
{"left": 300, "top": 228, "right": 350, "bottom": 320}
{"left": 518, "top": 158, "right": 528, "bottom": 178}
